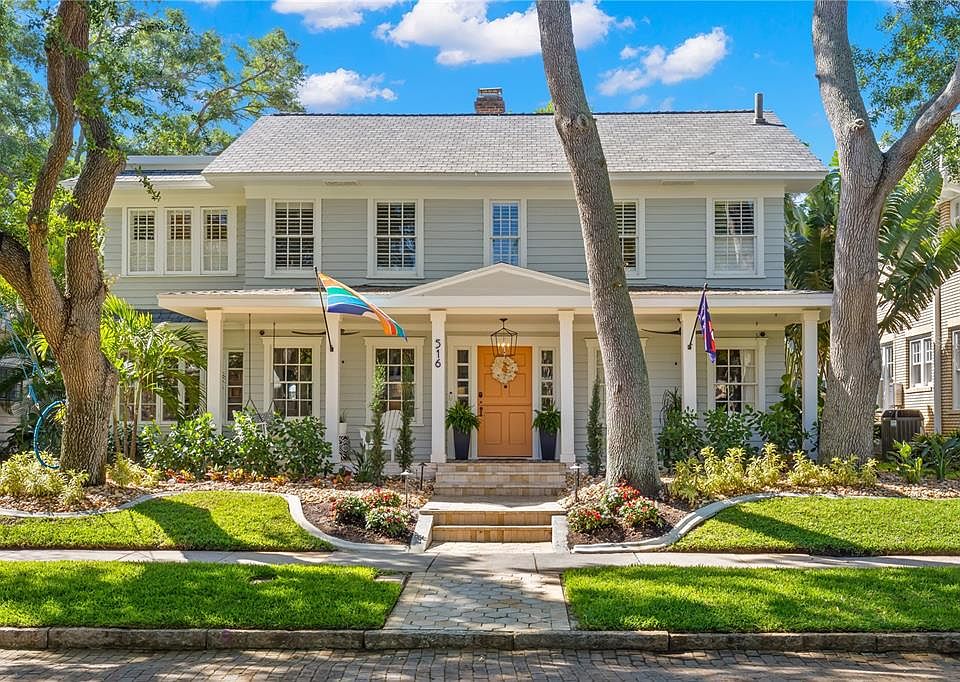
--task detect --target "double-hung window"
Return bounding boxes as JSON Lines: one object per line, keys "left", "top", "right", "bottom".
{"left": 202, "top": 208, "right": 231, "bottom": 273}
{"left": 226, "top": 350, "right": 245, "bottom": 420}
{"left": 165, "top": 209, "right": 193, "bottom": 273}
{"left": 880, "top": 343, "right": 895, "bottom": 409}
{"left": 710, "top": 199, "right": 761, "bottom": 277}
{"left": 615, "top": 200, "right": 642, "bottom": 277}
{"left": 365, "top": 338, "right": 423, "bottom": 422}
{"left": 489, "top": 201, "right": 521, "bottom": 266}
{"left": 127, "top": 208, "right": 158, "bottom": 274}
{"left": 372, "top": 200, "right": 419, "bottom": 276}
{"left": 954, "top": 331, "right": 960, "bottom": 409}
{"left": 273, "top": 201, "right": 315, "bottom": 272}
{"left": 909, "top": 336, "right": 934, "bottom": 387}
{"left": 713, "top": 348, "right": 759, "bottom": 413}
{"left": 271, "top": 347, "right": 314, "bottom": 418}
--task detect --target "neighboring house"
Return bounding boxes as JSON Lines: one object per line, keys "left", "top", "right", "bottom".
{"left": 878, "top": 173, "right": 960, "bottom": 433}
{"left": 99, "top": 88, "right": 830, "bottom": 470}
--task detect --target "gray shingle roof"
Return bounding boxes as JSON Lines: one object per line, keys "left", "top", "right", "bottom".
{"left": 203, "top": 111, "right": 825, "bottom": 176}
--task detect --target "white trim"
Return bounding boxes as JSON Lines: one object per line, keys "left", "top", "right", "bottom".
{"left": 801, "top": 309, "right": 819, "bottom": 449}
{"left": 879, "top": 342, "right": 895, "bottom": 411}
{"left": 223, "top": 347, "right": 247, "bottom": 422}
{"left": 613, "top": 197, "right": 646, "bottom": 279}
{"left": 206, "top": 309, "right": 224, "bottom": 428}
{"left": 558, "top": 311, "right": 575, "bottom": 463}
{"left": 363, "top": 336, "right": 426, "bottom": 425}
{"left": 483, "top": 199, "right": 527, "bottom": 267}
{"left": 908, "top": 334, "right": 934, "bottom": 389}
{"left": 200, "top": 206, "right": 237, "bottom": 275}
{"left": 267, "top": 198, "right": 320, "bottom": 278}
{"left": 260, "top": 336, "right": 324, "bottom": 420}
{"left": 706, "top": 337, "right": 768, "bottom": 411}
{"left": 706, "top": 197, "right": 765, "bottom": 279}
{"left": 367, "top": 198, "right": 424, "bottom": 279}
{"left": 430, "top": 311, "right": 447, "bottom": 463}
{"left": 398, "top": 262, "right": 590, "bottom": 297}
{"left": 122, "top": 204, "right": 238, "bottom": 277}
{"left": 952, "top": 330, "right": 960, "bottom": 411}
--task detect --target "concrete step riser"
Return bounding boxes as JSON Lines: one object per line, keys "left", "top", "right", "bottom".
{"left": 438, "top": 465, "right": 566, "bottom": 473}
{"left": 435, "top": 477, "right": 566, "bottom": 486}
{"left": 431, "top": 526, "right": 553, "bottom": 542}
{"left": 433, "top": 486, "right": 566, "bottom": 497}
{"left": 432, "top": 511, "right": 559, "bottom": 526}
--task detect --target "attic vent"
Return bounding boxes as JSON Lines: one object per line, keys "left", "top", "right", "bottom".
{"left": 754, "top": 92, "right": 766, "bottom": 125}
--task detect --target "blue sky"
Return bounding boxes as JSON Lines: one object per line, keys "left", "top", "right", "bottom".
{"left": 176, "top": 0, "right": 896, "bottom": 164}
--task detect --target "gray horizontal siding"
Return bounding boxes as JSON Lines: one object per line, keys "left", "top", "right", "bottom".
{"left": 424, "top": 199, "right": 484, "bottom": 280}
{"left": 527, "top": 199, "right": 587, "bottom": 280}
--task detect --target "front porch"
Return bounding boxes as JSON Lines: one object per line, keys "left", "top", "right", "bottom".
{"left": 158, "top": 264, "right": 831, "bottom": 467}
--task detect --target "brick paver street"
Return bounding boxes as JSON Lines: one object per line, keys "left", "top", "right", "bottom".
{"left": 2, "top": 648, "right": 958, "bottom": 680}
{"left": 386, "top": 572, "right": 570, "bottom": 631}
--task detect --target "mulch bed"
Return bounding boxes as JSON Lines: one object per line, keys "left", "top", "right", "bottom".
{"left": 301, "top": 498, "right": 420, "bottom": 546}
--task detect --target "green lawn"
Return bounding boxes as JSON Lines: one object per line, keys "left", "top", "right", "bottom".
{"left": 0, "top": 561, "right": 399, "bottom": 629}
{"left": 564, "top": 566, "right": 960, "bottom": 632}
{"left": 672, "top": 496, "right": 960, "bottom": 555}
{"left": 0, "top": 492, "right": 332, "bottom": 551}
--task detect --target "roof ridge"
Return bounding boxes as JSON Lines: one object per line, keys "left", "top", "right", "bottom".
{"left": 269, "top": 110, "right": 761, "bottom": 118}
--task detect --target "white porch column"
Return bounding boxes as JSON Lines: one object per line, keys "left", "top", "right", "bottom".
{"left": 430, "top": 310, "right": 447, "bottom": 464}
{"left": 559, "top": 310, "right": 575, "bottom": 463}
{"left": 801, "top": 309, "right": 820, "bottom": 451}
{"left": 680, "top": 310, "right": 698, "bottom": 413}
{"left": 206, "top": 309, "right": 224, "bottom": 430}
{"left": 324, "top": 314, "right": 341, "bottom": 464}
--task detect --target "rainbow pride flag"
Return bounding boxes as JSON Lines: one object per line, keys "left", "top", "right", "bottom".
{"left": 315, "top": 270, "right": 405, "bottom": 339}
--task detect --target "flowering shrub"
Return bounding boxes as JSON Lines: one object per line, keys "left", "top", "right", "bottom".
{"left": 619, "top": 498, "right": 660, "bottom": 528}
{"left": 332, "top": 494, "right": 368, "bottom": 526}
{"left": 362, "top": 488, "right": 402, "bottom": 510}
{"left": 567, "top": 505, "right": 615, "bottom": 533}
{"left": 600, "top": 484, "right": 644, "bottom": 514}
{"left": 365, "top": 506, "right": 412, "bottom": 538}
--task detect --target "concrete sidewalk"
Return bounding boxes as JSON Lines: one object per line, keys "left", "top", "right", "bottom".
{"left": 1, "top": 547, "right": 959, "bottom": 574}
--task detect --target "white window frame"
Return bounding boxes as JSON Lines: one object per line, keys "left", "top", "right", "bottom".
{"left": 706, "top": 337, "right": 768, "bottom": 412}
{"left": 268, "top": 199, "right": 319, "bottom": 277}
{"left": 164, "top": 207, "right": 196, "bottom": 274}
{"left": 909, "top": 336, "right": 934, "bottom": 388}
{"left": 953, "top": 331, "right": 960, "bottom": 410}
{"left": 364, "top": 337, "right": 425, "bottom": 424}
{"left": 483, "top": 199, "right": 527, "bottom": 267}
{"left": 613, "top": 197, "right": 645, "bottom": 279}
{"left": 880, "top": 343, "right": 895, "bottom": 410}
{"left": 224, "top": 349, "right": 246, "bottom": 421}
{"left": 260, "top": 337, "right": 323, "bottom": 419}
{"left": 706, "top": 197, "right": 765, "bottom": 278}
{"left": 367, "top": 199, "right": 424, "bottom": 279}
{"left": 122, "top": 204, "right": 236, "bottom": 277}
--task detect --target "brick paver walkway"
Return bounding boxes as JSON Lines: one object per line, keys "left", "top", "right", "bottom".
{"left": 386, "top": 573, "right": 570, "bottom": 631}
{"left": 2, "top": 648, "right": 958, "bottom": 680}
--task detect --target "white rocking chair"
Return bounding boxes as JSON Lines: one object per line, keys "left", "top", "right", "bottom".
{"left": 359, "top": 410, "right": 403, "bottom": 461}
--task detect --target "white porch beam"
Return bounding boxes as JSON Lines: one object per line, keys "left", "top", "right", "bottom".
{"left": 206, "top": 309, "right": 224, "bottom": 430}
{"left": 801, "top": 309, "right": 819, "bottom": 452}
{"left": 430, "top": 310, "right": 447, "bottom": 464}
{"left": 559, "top": 310, "right": 575, "bottom": 463}
{"left": 325, "top": 314, "right": 342, "bottom": 464}
{"left": 680, "top": 310, "right": 698, "bottom": 413}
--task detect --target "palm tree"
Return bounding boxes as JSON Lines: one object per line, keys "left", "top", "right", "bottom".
{"left": 785, "top": 167, "right": 960, "bottom": 384}
{"left": 100, "top": 296, "right": 206, "bottom": 460}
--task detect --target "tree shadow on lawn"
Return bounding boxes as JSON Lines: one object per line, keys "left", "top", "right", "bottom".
{"left": 131, "top": 498, "right": 246, "bottom": 550}
{"left": 696, "top": 507, "right": 866, "bottom": 556}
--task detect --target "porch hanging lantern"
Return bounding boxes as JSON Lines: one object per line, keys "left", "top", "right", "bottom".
{"left": 490, "top": 318, "right": 518, "bottom": 358}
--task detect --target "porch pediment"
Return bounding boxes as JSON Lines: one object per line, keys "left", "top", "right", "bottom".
{"left": 394, "top": 264, "right": 590, "bottom": 299}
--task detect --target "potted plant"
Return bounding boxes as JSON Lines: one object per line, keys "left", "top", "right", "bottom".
{"left": 445, "top": 401, "right": 480, "bottom": 460}
{"left": 533, "top": 402, "right": 561, "bottom": 461}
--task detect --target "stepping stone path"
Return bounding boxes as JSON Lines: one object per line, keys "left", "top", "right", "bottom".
{"left": 386, "top": 572, "right": 570, "bottom": 631}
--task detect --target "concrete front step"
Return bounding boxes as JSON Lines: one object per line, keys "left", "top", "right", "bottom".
{"left": 435, "top": 476, "right": 567, "bottom": 487}
{"left": 431, "top": 524, "right": 553, "bottom": 542}
{"left": 432, "top": 485, "right": 567, "bottom": 497}
{"left": 420, "top": 497, "right": 566, "bottom": 544}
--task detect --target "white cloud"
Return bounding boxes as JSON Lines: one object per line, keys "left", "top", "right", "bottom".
{"left": 272, "top": 0, "right": 403, "bottom": 31}
{"left": 298, "top": 69, "right": 397, "bottom": 112}
{"left": 658, "top": 96, "right": 675, "bottom": 111}
{"left": 598, "top": 27, "right": 730, "bottom": 95}
{"left": 628, "top": 94, "right": 648, "bottom": 109}
{"left": 619, "top": 45, "right": 640, "bottom": 60}
{"left": 378, "top": 0, "right": 622, "bottom": 66}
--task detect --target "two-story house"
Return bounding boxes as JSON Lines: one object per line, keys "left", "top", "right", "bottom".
{"left": 101, "top": 89, "right": 830, "bottom": 469}
{"left": 878, "top": 170, "right": 960, "bottom": 434}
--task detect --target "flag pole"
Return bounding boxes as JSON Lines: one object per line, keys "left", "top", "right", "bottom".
{"left": 314, "top": 267, "right": 335, "bottom": 353}
{"left": 686, "top": 283, "right": 708, "bottom": 350}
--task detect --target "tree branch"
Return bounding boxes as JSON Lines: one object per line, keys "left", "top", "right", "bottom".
{"left": 0, "top": 232, "right": 35, "bottom": 309}
{"left": 882, "top": 58, "right": 960, "bottom": 193}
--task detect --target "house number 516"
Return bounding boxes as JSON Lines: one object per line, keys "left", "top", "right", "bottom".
{"left": 434, "top": 338, "right": 442, "bottom": 368}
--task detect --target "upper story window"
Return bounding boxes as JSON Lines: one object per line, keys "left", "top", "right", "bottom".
{"left": 369, "top": 200, "right": 422, "bottom": 278}
{"left": 273, "top": 201, "right": 315, "bottom": 272}
{"left": 709, "top": 199, "right": 763, "bottom": 278}
{"left": 488, "top": 201, "right": 522, "bottom": 266}
{"left": 615, "top": 200, "right": 643, "bottom": 277}
{"left": 125, "top": 206, "right": 234, "bottom": 276}
{"left": 127, "top": 208, "right": 157, "bottom": 274}
{"left": 909, "top": 336, "right": 933, "bottom": 388}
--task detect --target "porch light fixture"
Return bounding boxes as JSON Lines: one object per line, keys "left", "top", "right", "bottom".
{"left": 490, "top": 318, "right": 518, "bottom": 358}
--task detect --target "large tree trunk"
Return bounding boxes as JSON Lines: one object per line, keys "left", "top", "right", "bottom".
{"left": 813, "top": 1, "right": 960, "bottom": 459}
{"left": 537, "top": 0, "right": 659, "bottom": 495}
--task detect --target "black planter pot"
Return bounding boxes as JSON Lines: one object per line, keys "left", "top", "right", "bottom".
{"left": 453, "top": 430, "right": 471, "bottom": 460}
{"left": 539, "top": 431, "right": 557, "bottom": 461}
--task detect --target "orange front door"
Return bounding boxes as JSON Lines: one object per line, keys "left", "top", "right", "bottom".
{"left": 477, "top": 346, "right": 533, "bottom": 457}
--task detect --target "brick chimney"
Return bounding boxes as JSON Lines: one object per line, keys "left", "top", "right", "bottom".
{"left": 474, "top": 87, "right": 505, "bottom": 115}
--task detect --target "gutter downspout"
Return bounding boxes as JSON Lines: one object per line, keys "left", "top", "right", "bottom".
{"left": 934, "top": 285, "right": 943, "bottom": 433}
